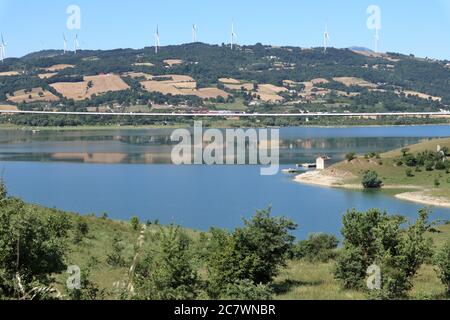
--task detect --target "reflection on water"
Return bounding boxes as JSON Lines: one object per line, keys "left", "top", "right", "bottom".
{"left": 1, "top": 126, "right": 447, "bottom": 164}
{"left": 1, "top": 125, "right": 450, "bottom": 238}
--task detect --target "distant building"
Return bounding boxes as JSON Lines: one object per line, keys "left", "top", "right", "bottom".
{"left": 316, "top": 156, "right": 331, "bottom": 170}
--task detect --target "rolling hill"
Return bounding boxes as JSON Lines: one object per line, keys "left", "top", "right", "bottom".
{"left": 1, "top": 43, "right": 450, "bottom": 118}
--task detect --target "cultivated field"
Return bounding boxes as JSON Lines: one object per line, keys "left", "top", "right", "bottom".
{"left": 43, "top": 64, "right": 75, "bottom": 72}
{"left": 141, "top": 74, "right": 229, "bottom": 99}
{"left": 333, "top": 77, "right": 378, "bottom": 88}
{"left": 50, "top": 74, "right": 130, "bottom": 100}
{"left": 0, "top": 104, "right": 18, "bottom": 111}
{"left": 7, "top": 87, "right": 59, "bottom": 103}
{"left": 0, "top": 71, "right": 20, "bottom": 77}
{"left": 164, "top": 59, "right": 183, "bottom": 66}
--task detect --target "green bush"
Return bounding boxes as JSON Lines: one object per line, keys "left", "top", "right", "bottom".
{"left": 405, "top": 169, "right": 414, "bottom": 177}
{"left": 221, "top": 280, "right": 273, "bottom": 300}
{"left": 345, "top": 152, "right": 356, "bottom": 162}
{"left": 134, "top": 226, "right": 201, "bottom": 300}
{"left": 434, "top": 242, "right": 450, "bottom": 295}
{"left": 130, "top": 216, "right": 140, "bottom": 231}
{"left": 206, "top": 208, "right": 297, "bottom": 297}
{"left": 335, "top": 209, "right": 432, "bottom": 299}
{"left": 106, "top": 234, "right": 127, "bottom": 267}
{"left": 362, "top": 171, "right": 383, "bottom": 189}
{"left": 292, "top": 233, "right": 339, "bottom": 262}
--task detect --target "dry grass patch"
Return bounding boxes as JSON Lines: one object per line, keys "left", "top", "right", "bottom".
{"left": 164, "top": 59, "right": 183, "bottom": 67}
{"left": 50, "top": 74, "right": 129, "bottom": 100}
{"left": 43, "top": 64, "right": 75, "bottom": 72}
{"left": 133, "top": 62, "right": 154, "bottom": 67}
{"left": 219, "top": 78, "right": 241, "bottom": 84}
{"left": 7, "top": 88, "right": 59, "bottom": 103}
{"left": 333, "top": 77, "right": 378, "bottom": 88}
{"left": 397, "top": 90, "right": 442, "bottom": 102}
{"left": 224, "top": 83, "right": 254, "bottom": 91}
{"left": 0, "top": 104, "right": 18, "bottom": 111}
{"left": 37, "top": 72, "right": 58, "bottom": 79}
{"left": 0, "top": 71, "right": 20, "bottom": 77}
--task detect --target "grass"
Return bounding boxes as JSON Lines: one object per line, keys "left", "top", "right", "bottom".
{"left": 13, "top": 201, "right": 450, "bottom": 300}
{"left": 331, "top": 138, "right": 450, "bottom": 197}
{"left": 274, "top": 223, "right": 450, "bottom": 300}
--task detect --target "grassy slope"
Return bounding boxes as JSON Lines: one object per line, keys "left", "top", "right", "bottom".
{"left": 332, "top": 138, "right": 450, "bottom": 197}
{"left": 275, "top": 224, "right": 450, "bottom": 300}
{"left": 28, "top": 201, "right": 448, "bottom": 300}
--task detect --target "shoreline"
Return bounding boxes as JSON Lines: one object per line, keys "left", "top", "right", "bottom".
{"left": 1, "top": 122, "right": 450, "bottom": 132}
{"left": 294, "top": 170, "right": 450, "bottom": 209}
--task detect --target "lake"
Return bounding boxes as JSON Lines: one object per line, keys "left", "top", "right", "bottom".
{"left": 1, "top": 125, "right": 450, "bottom": 239}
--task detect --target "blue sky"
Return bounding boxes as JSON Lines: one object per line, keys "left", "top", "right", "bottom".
{"left": 1, "top": 0, "right": 450, "bottom": 59}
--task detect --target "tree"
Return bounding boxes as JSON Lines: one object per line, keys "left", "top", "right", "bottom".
{"left": 133, "top": 226, "right": 201, "bottom": 300}
{"left": 292, "top": 233, "right": 339, "bottom": 262}
{"left": 401, "top": 148, "right": 410, "bottom": 157}
{"left": 207, "top": 208, "right": 297, "bottom": 297}
{"left": 0, "top": 193, "right": 68, "bottom": 298}
{"left": 106, "top": 234, "right": 127, "bottom": 267}
{"left": 130, "top": 216, "right": 140, "bottom": 231}
{"left": 67, "top": 267, "right": 106, "bottom": 300}
{"left": 335, "top": 209, "right": 432, "bottom": 299}
{"left": 434, "top": 242, "right": 450, "bottom": 295}
{"left": 362, "top": 170, "right": 383, "bottom": 189}
{"left": 345, "top": 152, "right": 356, "bottom": 162}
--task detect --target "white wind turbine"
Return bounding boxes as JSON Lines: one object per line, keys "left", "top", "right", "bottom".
{"left": 74, "top": 34, "right": 80, "bottom": 54}
{"left": 155, "top": 25, "right": 160, "bottom": 54}
{"left": 374, "top": 28, "right": 380, "bottom": 53}
{"left": 323, "top": 23, "right": 330, "bottom": 52}
{"left": 0, "top": 34, "right": 6, "bottom": 63}
{"left": 230, "top": 21, "right": 237, "bottom": 49}
{"left": 192, "top": 24, "right": 198, "bottom": 42}
{"left": 63, "top": 34, "right": 68, "bottom": 54}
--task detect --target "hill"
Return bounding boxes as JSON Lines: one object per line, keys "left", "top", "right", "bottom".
{"left": 296, "top": 138, "right": 450, "bottom": 207}
{"left": 0, "top": 188, "right": 448, "bottom": 300}
{"left": 0, "top": 43, "right": 449, "bottom": 120}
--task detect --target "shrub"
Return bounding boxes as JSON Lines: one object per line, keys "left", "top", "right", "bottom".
{"left": 435, "top": 242, "right": 450, "bottom": 295}
{"left": 335, "top": 209, "right": 432, "bottom": 299}
{"left": 134, "top": 226, "right": 201, "bottom": 300}
{"left": 401, "top": 148, "right": 410, "bottom": 157}
{"left": 405, "top": 169, "right": 414, "bottom": 177}
{"left": 0, "top": 194, "right": 68, "bottom": 298}
{"left": 130, "top": 216, "right": 140, "bottom": 231}
{"left": 345, "top": 152, "right": 356, "bottom": 162}
{"left": 207, "top": 208, "right": 297, "bottom": 297}
{"left": 435, "top": 161, "right": 446, "bottom": 170}
{"left": 404, "top": 155, "right": 418, "bottom": 167}
{"left": 221, "top": 280, "right": 273, "bottom": 300}
{"left": 292, "top": 233, "right": 339, "bottom": 262}
{"left": 106, "top": 234, "right": 127, "bottom": 267}
{"left": 362, "top": 171, "right": 383, "bottom": 189}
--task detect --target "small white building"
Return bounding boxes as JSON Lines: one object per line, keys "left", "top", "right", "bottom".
{"left": 316, "top": 156, "right": 331, "bottom": 170}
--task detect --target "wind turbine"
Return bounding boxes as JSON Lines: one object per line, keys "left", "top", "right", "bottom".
{"left": 192, "top": 24, "right": 198, "bottom": 43}
{"left": 74, "top": 34, "right": 80, "bottom": 54}
{"left": 230, "top": 21, "right": 237, "bottom": 49}
{"left": 374, "top": 28, "right": 380, "bottom": 53}
{"left": 63, "top": 34, "right": 68, "bottom": 54}
{"left": 0, "top": 34, "right": 5, "bottom": 63}
{"left": 323, "top": 23, "right": 330, "bottom": 53}
{"left": 155, "top": 25, "right": 160, "bottom": 54}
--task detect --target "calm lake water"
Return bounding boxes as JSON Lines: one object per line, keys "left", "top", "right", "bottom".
{"left": 1, "top": 125, "right": 450, "bottom": 239}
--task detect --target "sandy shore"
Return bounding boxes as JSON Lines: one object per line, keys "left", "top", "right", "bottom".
{"left": 295, "top": 170, "right": 450, "bottom": 208}
{"left": 395, "top": 192, "right": 450, "bottom": 208}
{"left": 293, "top": 169, "right": 360, "bottom": 189}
